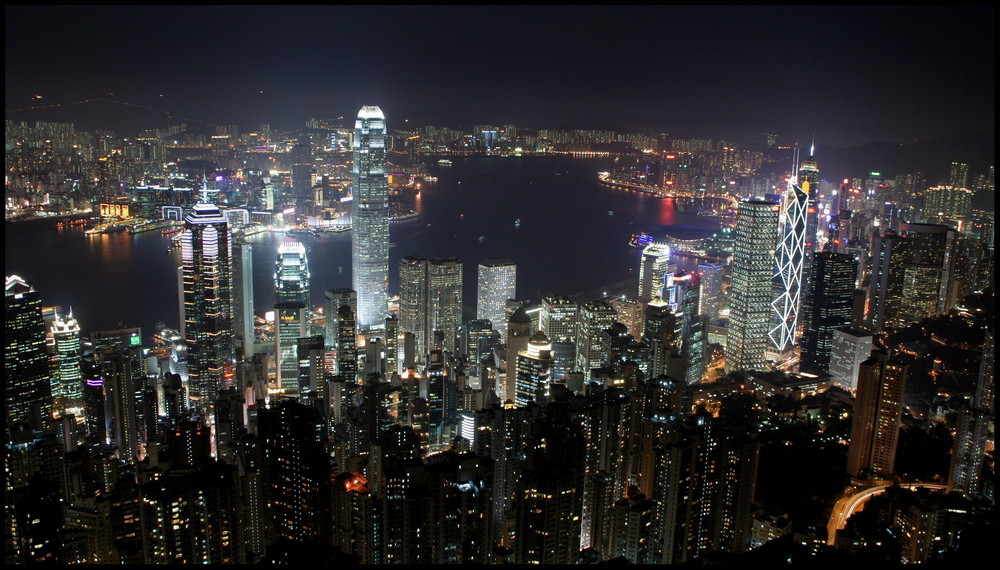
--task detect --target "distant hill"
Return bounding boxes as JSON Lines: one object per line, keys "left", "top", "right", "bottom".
{"left": 759, "top": 132, "right": 995, "bottom": 186}
{"left": 5, "top": 98, "right": 219, "bottom": 136}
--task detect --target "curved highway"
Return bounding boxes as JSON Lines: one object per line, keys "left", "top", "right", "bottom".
{"left": 827, "top": 483, "right": 947, "bottom": 545}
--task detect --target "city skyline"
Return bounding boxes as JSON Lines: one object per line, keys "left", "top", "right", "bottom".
{"left": 5, "top": 6, "right": 995, "bottom": 147}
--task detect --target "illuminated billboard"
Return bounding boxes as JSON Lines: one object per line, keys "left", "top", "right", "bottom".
{"left": 99, "top": 203, "right": 130, "bottom": 218}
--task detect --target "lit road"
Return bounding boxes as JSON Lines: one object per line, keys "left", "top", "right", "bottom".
{"left": 827, "top": 482, "right": 947, "bottom": 545}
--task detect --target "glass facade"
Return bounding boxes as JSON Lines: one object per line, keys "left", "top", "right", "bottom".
{"left": 351, "top": 106, "right": 390, "bottom": 329}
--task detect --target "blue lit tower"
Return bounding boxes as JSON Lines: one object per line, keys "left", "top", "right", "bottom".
{"left": 770, "top": 159, "right": 809, "bottom": 355}
{"left": 275, "top": 240, "right": 310, "bottom": 397}
{"left": 180, "top": 203, "right": 234, "bottom": 407}
{"left": 5, "top": 275, "right": 52, "bottom": 431}
{"left": 351, "top": 105, "right": 390, "bottom": 329}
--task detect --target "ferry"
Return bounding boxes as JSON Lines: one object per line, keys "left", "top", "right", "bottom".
{"left": 437, "top": 159, "right": 453, "bottom": 166}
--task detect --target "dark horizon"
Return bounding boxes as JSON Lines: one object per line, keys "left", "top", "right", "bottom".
{"left": 5, "top": 6, "right": 995, "bottom": 147}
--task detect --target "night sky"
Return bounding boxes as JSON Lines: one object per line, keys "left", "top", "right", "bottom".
{"left": 5, "top": 6, "right": 995, "bottom": 146}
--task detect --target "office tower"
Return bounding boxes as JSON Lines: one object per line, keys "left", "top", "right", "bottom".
{"left": 828, "top": 328, "right": 874, "bottom": 392}
{"left": 232, "top": 239, "right": 255, "bottom": 359}
{"left": 477, "top": 258, "right": 517, "bottom": 328}
{"left": 296, "top": 335, "right": 325, "bottom": 399}
{"left": 428, "top": 257, "right": 463, "bottom": 354}
{"left": 643, "top": 296, "right": 677, "bottom": 379}
{"left": 50, "top": 310, "right": 83, "bottom": 420}
{"left": 504, "top": 307, "right": 533, "bottom": 403}
{"left": 949, "top": 161, "right": 969, "bottom": 189}
{"left": 274, "top": 240, "right": 310, "bottom": 397}
{"left": 697, "top": 262, "right": 724, "bottom": 320}
{"left": 896, "top": 223, "right": 957, "bottom": 326}
{"left": 924, "top": 186, "right": 973, "bottom": 231}
{"left": 610, "top": 297, "right": 644, "bottom": 339}
{"left": 351, "top": 105, "right": 390, "bottom": 329}
{"left": 97, "top": 345, "right": 144, "bottom": 464}
{"left": 540, "top": 295, "right": 578, "bottom": 343}
{"left": 384, "top": 315, "right": 399, "bottom": 378}
{"left": 649, "top": 413, "right": 759, "bottom": 564}
{"left": 5, "top": 275, "right": 52, "bottom": 432}
{"left": 638, "top": 243, "right": 674, "bottom": 302}
{"left": 771, "top": 176, "right": 809, "bottom": 354}
{"left": 399, "top": 256, "right": 463, "bottom": 359}
{"left": 800, "top": 252, "right": 858, "bottom": 374}
{"left": 948, "top": 330, "right": 993, "bottom": 496}
{"left": 291, "top": 139, "right": 312, "bottom": 200}
{"left": 335, "top": 305, "right": 358, "bottom": 383}
{"left": 673, "top": 272, "right": 707, "bottom": 384}
{"left": 514, "top": 331, "right": 554, "bottom": 407}
{"left": 726, "top": 200, "right": 780, "bottom": 373}
{"left": 866, "top": 230, "right": 908, "bottom": 333}
{"left": 464, "top": 319, "right": 493, "bottom": 379}
{"left": 846, "top": 350, "right": 908, "bottom": 477}
{"left": 180, "top": 202, "right": 233, "bottom": 406}
{"left": 324, "top": 288, "right": 357, "bottom": 349}
{"left": 575, "top": 300, "right": 618, "bottom": 374}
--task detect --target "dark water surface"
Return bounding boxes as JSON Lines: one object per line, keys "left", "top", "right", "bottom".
{"left": 5, "top": 156, "right": 718, "bottom": 341}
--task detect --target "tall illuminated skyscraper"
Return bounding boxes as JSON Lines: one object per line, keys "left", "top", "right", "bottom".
{"left": 51, "top": 310, "right": 83, "bottom": 420}
{"left": 351, "top": 105, "right": 390, "bottom": 329}
{"left": 477, "top": 258, "right": 517, "bottom": 328}
{"left": 275, "top": 240, "right": 310, "bottom": 397}
{"left": 770, "top": 176, "right": 808, "bottom": 354}
{"left": 180, "top": 203, "right": 233, "bottom": 407}
{"left": 726, "top": 200, "right": 780, "bottom": 373}
{"left": 800, "top": 252, "right": 857, "bottom": 375}
{"left": 5, "top": 275, "right": 52, "bottom": 431}
{"left": 232, "top": 239, "right": 254, "bottom": 359}
{"left": 638, "top": 243, "right": 673, "bottom": 303}
{"left": 398, "top": 256, "right": 463, "bottom": 358}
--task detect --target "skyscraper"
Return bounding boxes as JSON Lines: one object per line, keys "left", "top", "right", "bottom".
{"left": 398, "top": 256, "right": 463, "bottom": 359}
{"left": 948, "top": 330, "right": 993, "bottom": 496}
{"left": 351, "top": 105, "right": 390, "bottom": 329}
{"left": 50, "top": 311, "right": 83, "bottom": 420}
{"left": 575, "top": 300, "right": 618, "bottom": 374}
{"left": 5, "top": 275, "right": 52, "bottom": 431}
{"left": 800, "top": 252, "right": 858, "bottom": 374}
{"left": 324, "top": 289, "right": 357, "bottom": 350}
{"left": 770, "top": 177, "right": 809, "bottom": 354}
{"left": 274, "top": 240, "right": 310, "bottom": 397}
{"left": 180, "top": 202, "right": 233, "bottom": 407}
{"left": 726, "top": 200, "right": 780, "bottom": 373}
{"left": 638, "top": 243, "right": 673, "bottom": 303}
{"left": 477, "top": 258, "right": 516, "bottom": 328}
{"left": 846, "top": 350, "right": 908, "bottom": 477}
{"left": 232, "top": 239, "right": 255, "bottom": 360}
{"left": 514, "top": 331, "right": 554, "bottom": 407}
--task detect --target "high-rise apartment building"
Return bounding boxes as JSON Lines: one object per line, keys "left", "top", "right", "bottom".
{"left": 476, "top": 258, "right": 516, "bottom": 328}
{"left": 846, "top": 350, "right": 908, "bottom": 477}
{"left": 697, "top": 262, "right": 724, "bottom": 320}
{"left": 274, "top": 240, "right": 310, "bottom": 397}
{"left": 949, "top": 161, "right": 969, "bottom": 189}
{"left": 351, "top": 105, "right": 390, "bottom": 329}
{"left": 180, "top": 202, "right": 233, "bottom": 406}
{"left": 948, "top": 330, "right": 993, "bottom": 496}
{"left": 924, "top": 186, "right": 973, "bottom": 231}
{"left": 726, "top": 200, "right": 779, "bottom": 373}
{"left": 5, "top": 275, "right": 52, "bottom": 431}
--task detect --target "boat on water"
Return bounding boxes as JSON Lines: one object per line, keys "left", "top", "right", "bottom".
{"left": 128, "top": 219, "right": 183, "bottom": 234}
{"left": 514, "top": 219, "right": 521, "bottom": 228}
{"left": 438, "top": 159, "right": 453, "bottom": 166}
